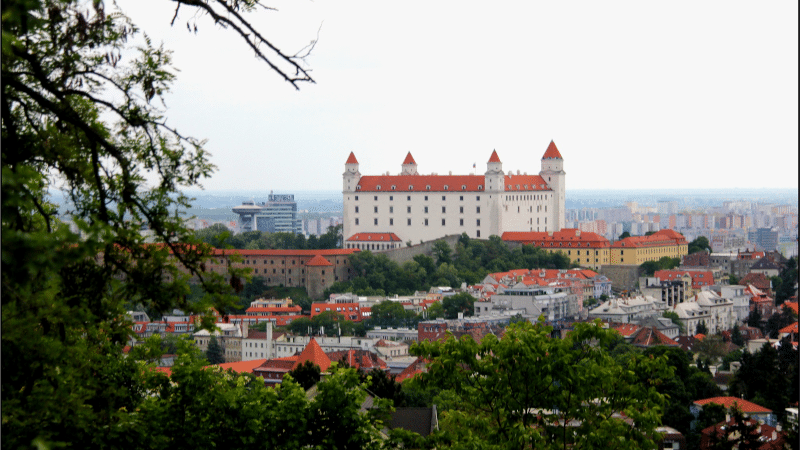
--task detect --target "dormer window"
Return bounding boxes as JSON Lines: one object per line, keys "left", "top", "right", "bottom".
{"left": 426, "top": 185, "right": 431, "bottom": 190}
{"left": 478, "top": 185, "right": 483, "bottom": 190}
{"left": 356, "top": 186, "right": 361, "bottom": 190}
{"left": 376, "top": 185, "right": 381, "bottom": 190}
{"left": 462, "top": 185, "right": 467, "bottom": 190}
{"left": 507, "top": 185, "right": 512, "bottom": 190}
{"left": 391, "top": 185, "right": 396, "bottom": 190}
{"left": 516, "top": 185, "right": 520, "bottom": 189}
{"left": 444, "top": 185, "right": 449, "bottom": 190}
{"left": 409, "top": 185, "right": 413, "bottom": 190}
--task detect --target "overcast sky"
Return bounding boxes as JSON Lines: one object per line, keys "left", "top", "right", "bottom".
{"left": 119, "top": 1, "right": 798, "bottom": 193}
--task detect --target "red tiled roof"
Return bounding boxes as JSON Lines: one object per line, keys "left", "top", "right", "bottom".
{"left": 346, "top": 232, "right": 403, "bottom": 242}
{"left": 305, "top": 255, "right": 333, "bottom": 267}
{"left": 611, "top": 229, "right": 688, "bottom": 248}
{"left": 542, "top": 140, "right": 563, "bottom": 159}
{"left": 357, "top": 174, "right": 485, "bottom": 193}
{"left": 214, "top": 359, "right": 268, "bottom": 374}
{"left": 346, "top": 152, "right": 358, "bottom": 164}
{"left": 502, "top": 174, "right": 551, "bottom": 191}
{"left": 402, "top": 152, "right": 416, "bottom": 165}
{"left": 630, "top": 327, "right": 680, "bottom": 347}
{"left": 779, "top": 322, "right": 798, "bottom": 334}
{"left": 654, "top": 270, "right": 714, "bottom": 289}
{"left": 488, "top": 150, "right": 502, "bottom": 163}
{"left": 294, "top": 338, "right": 331, "bottom": 372}
{"left": 741, "top": 273, "right": 772, "bottom": 290}
{"left": 783, "top": 301, "right": 799, "bottom": 315}
{"left": 694, "top": 397, "right": 772, "bottom": 413}
{"left": 609, "top": 323, "right": 641, "bottom": 337}
{"left": 502, "top": 228, "right": 610, "bottom": 248}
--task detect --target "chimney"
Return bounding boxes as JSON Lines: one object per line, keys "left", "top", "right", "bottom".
{"left": 772, "top": 430, "right": 777, "bottom": 440}
{"left": 267, "top": 320, "right": 274, "bottom": 359}
{"left": 726, "top": 413, "right": 730, "bottom": 423}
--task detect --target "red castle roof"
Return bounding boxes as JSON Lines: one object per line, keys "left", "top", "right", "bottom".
{"left": 694, "top": 397, "right": 772, "bottom": 413}
{"left": 488, "top": 150, "right": 502, "bottom": 163}
{"left": 346, "top": 152, "right": 359, "bottom": 164}
{"left": 502, "top": 228, "right": 610, "bottom": 248}
{"left": 294, "top": 338, "right": 332, "bottom": 372}
{"left": 542, "top": 140, "right": 563, "bottom": 159}
{"left": 402, "top": 152, "right": 416, "bottom": 165}
{"left": 346, "top": 232, "right": 403, "bottom": 242}
{"left": 305, "top": 255, "right": 333, "bottom": 267}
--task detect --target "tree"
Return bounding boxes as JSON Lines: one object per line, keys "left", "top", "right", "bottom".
{"left": 747, "top": 307, "right": 762, "bottom": 328}
{"left": 410, "top": 319, "right": 670, "bottom": 449}
{"left": 695, "top": 335, "right": 727, "bottom": 364}
{"left": 619, "top": 231, "right": 631, "bottom": 240}
{"left": 441, "top": 292, "right": 476, "bottom": 319}
{"left": 288, "top": 360, "right": 321, "bottom": 390}
{"left": 729, "top": 274, "right": 740, "bottom": 285}
{"left": 432, "top": 240, "right": 453, "bottom": 265}
{"left": 205, "top": 335, "right": 225, "bottom": 365}
{"left": 688, "top": 236, "right": 712, "bottom": 254}
{"left": 696, "top": 321, "right": 709, "bottom": 335}
{"left": 730, "top": 324, "right": 745, "bottom": 346}
{"left": 2, "top": 1, "right": 315, "bottom": 446}
{"left": 425, "top": 301, "right": 445, "bottom": 320}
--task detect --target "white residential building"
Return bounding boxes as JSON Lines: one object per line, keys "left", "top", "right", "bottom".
{"left": 587, "top": 296, "right": 666, "bottom": 324}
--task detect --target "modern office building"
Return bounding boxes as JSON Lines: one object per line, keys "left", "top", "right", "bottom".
{"left": 232, "top": 193, "right": 302, "bottom": 234}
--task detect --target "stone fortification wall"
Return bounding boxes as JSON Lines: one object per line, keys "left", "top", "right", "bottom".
{"left": 382, "top": 235, "right": 463, "bottom": 265}
{"left": 599, "top": 265, "right": 644, "bottom": 292}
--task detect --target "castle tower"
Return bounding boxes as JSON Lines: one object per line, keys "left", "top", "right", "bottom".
{"left": 539, "top": 141, "right": 565, "bottom": 230}
{"left": 485, "top": 149, "right": 505, "bottom": 237}
{"left": 343, "top": 152, "right": 361, "bottom": 193}
{"left": 400, "top": 152, "right": 418, "bottom": 175}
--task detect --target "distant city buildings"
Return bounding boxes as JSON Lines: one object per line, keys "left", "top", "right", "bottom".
{"left": 232, "top": 193, "right": 302, "bottom": 234}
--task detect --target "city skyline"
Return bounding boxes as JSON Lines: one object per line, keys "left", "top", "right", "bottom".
{"left": 120, "top": 1, "right": 798, "bottom": 192}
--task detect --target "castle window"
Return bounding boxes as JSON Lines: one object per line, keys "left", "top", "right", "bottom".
{"left": 507, "top": 185, "right": 512, "bottom": 190}
{"left": 407, "top": 206, "right": 411, "bottom": 213}
{"left": 355, "top": 218, "right": 359, "bottom": 225}
{"left": 409, "top": 185, "right": 413, "bottom": 190}
{"left": 424, "top": 196, "right": 428, "bottom": 201}
{"left": 442, "top": 195, "right": 446, "bottom": 201}
{"left": 460, "top": 196, "right": 464, "bottom": 201}
{"left": 424, "top": 219, "right": 429, "bottom": 226}
{"left": 442, "top": 219, "right": 446, "bottom": 226}
{"left": 462, "top": 185, "right": 466, "bottom": 190}
{"left": 476, "top": 206, "right": 481, "bottom": 213}
{"left": 424, "top": 206, "right": 428, "bottom": 213}
{"left": 374, "top": 196, "right": 378, "bottom": 201}
{"left": 426, "top": 185, "right": 431, "bottom": 190}
{"left": 389, "top": 196, "right": 393, "bottom": 201}
{"left": 516, "top": 185, "right": 520, "bottom": 189}
{"left": 476, "top": 219, "right": 481, "bottom": 226}
{"left": 374, "top": 218, "right": 378, "bottom": 225}
{"left": 355, "top": 206, "right": 359, "bottom": 213}
{"left": 460, "top": 219, "right": 464, "bottom": 226}
{"left": 355, "top": 196, "right": 358, "bottom": 201}
{"left": 407, "top": 196, "right": 411, "bottom": 201}
{"left": 478, "top": 186, "right": 482, "bottom": 190}
{"left": 407, "top": 219, "right": 411, "bottom": 226}
{"left": 374, "top": 206, "right": 378, "bottom": 213}
{"left": 356, "top": 186, "right": 361, "bottom": 190}
{"left": 390, "top": 218, "right": 393, "bottom": 225}
{"left": 444, "top": 185, "right": 448, "bottom": 190}
{"left": 376, "top": 185, "right": 381, "bottom": 190}
{"left": 389, "top": 206, "right": 393, "bottom": 213}
{"left": 442, "top": 206, "right": 446, "bottom": 213}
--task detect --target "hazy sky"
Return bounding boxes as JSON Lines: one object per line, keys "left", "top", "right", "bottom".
{"left": 120, "top": 1, "right": 798, "bottom": 192}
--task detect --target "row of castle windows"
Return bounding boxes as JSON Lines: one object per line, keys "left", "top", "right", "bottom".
{"left": 355, "top": 195, "right": 481, "bottom": 202}
{"left": 355, "top": 217, "right": 480, "bottom": 229}
{"left": 355, "top": 206, "right": 481, "bottom": 214}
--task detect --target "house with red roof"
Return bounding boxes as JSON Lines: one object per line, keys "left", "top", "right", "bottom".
{"left": 342, "top": 141, "right": 566, "bottom": 248}
{"left": 502, "top": 228, "right": 611, "bottom": 269}
{"left": 691, "top": 397, "right": 776, "bottom": 428}
{"left": 610, "top": 229, "right": 689, "bottom": 266}
{"left": 699, "top": 415, "right": 787, "bottom": 450}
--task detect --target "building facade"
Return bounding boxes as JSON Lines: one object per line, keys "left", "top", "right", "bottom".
{"left": 343, "top": 141, "right": 566, "bottom": 244}
{"left": 232, "top": 193, "right": 302, "bottom": 234}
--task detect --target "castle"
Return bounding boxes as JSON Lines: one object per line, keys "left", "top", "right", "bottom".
{"left": 342, "top": 141, "right": 566, "bottom": 247}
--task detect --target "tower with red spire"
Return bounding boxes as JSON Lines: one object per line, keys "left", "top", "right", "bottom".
{"left": 539, "top": 141, "right": 565, "bottom": 230}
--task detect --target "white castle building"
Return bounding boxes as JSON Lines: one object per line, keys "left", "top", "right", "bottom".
{"left": 343, "top": 141, "right": 566, "bottom": 246}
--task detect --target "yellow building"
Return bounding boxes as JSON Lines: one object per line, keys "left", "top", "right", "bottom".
{"left": 502, "top": 228, "right": 612, "bottom": 269}
{"left": 609, "top": 229, "right": 688, "bottom": 265}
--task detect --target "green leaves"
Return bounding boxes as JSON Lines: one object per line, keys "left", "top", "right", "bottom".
{"left": 411, "top": 319, "right": 670, "bottom": 449}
